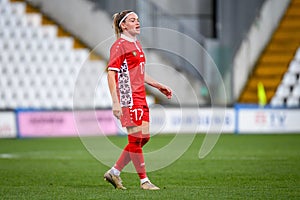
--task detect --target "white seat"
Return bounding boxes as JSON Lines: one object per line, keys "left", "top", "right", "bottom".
{"left": 40, "top": 25, "right": 57, "bottom": 39}
{"left": 17, "top": 51, "right": 32, "bottom": 63}
{"left": 2, "top": 38, "right": 19, "bottom": 51}
{"left": 49, "top": 39, "right": 61, "bottom": 52}
{"left": 20, "top": 40, "right": 35, "bottom": 51}
{"left": 20, "top": 28, "right": 40, "bottom": 39}
{"left": 2, "top": 17, "right": 17, "bottom": 28}
{"left": 4, "top": 51, "right": 19, "bottom": 63}
{"left": 292, "top": 84, "right": 300, "bottom": 98}
{"left": 0, "top": 3, "right": 25, "bottom": 16}
{"left": 0, "top": 51, "right": 9, "bottom": 63}
{"left": 52, "top": 52, "right": 67, "bottom": 63}
{"left": 12, "top": 27, "right": 25, "bottom": 40}
{"left": 289, "top": 60, "right": 300, "bottom": 74}
{"left": 0, "top": 0, "right": 9, "bottom": 5}
{"left": 74, "top": 49, "right": 89, "bottom": 64}
{"left": 0, "top": 3, "right": 10, "bottom": 15}
{"left": 37, "top": 52, "right": 54, "bottom": 64}
{"left": 17, "top": 27, "right": 30, "bottom": 39}
{"left": 282, "top": 72, "right": 297, "bottom": 86}
{"left": 3, "top": 15, "right": 25, "bottom": 28}
{"left": 57, "top": 37, "right": 74, "bottom": 51}
{"left": 5, "top": 93, "right": 18, "bottom": 108}
{"left": 286, "top": 96, "right": 299, "bottom": 108}
{"left": 29, "top": 39, "right": 55, "bottom": 51}
{"left": 0, "top": 100, "right": 6, "bottom": 109}
{"left": 0, "top": 75, "right": 6, "bottom": 87}
{"left": 26, "top": 13, "right": 41, "bottom": 27}
{"left": 1, "top": 63, "right": 16, "bottom": 76}
{"left": 295, "top": 47, "right": 300, "bottom": 61}
{"left": 270, "top": 96, "right": 284, "bottom": 107}
{"left": 10, "top": 2, "right": 26, "bottom": 16}
{"left": 0, "top": 28, "right": 10, "bottom": 39}
{"left": 275, "top": 84, "right": 290, "bottom": 98}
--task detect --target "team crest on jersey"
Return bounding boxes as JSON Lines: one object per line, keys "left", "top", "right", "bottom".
{"left": 132, "top": 51, "right": 137, "bottom": 56}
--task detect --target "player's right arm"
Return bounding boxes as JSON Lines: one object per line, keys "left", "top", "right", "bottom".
{"left": 107, "top": 70, "right": 122, "bottom": 119}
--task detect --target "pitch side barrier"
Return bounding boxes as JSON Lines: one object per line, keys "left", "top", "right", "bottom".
{"left": 148, "top": 107, "right": 235, "bottom": 134}
{"left": 1, "top": 106, "right": 300, "bottom": 138}
{"left": 15, "top": 109, "right": 117, "bottom": 138}
{"left": 0, "top": 110, "right": 17, "bottom": 138}
{"left": 235, "top": 104, "right": 300, "bottom": 134}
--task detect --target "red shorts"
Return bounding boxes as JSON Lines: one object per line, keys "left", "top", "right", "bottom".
{"left": 120, "top": 105, "right": 149, "bottom": 127}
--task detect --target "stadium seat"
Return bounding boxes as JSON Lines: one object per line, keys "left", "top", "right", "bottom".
{"left": 0, "top": 3, "right": 10, "bottom": 14}
{"left": 1, "top": 17, "right": 16, "bottom": 28}
{"left": 0, "top": 27, "right": 10, "bottom": 39}
{"left": 0, "top": 2, "right": 25, "bottom": 16}
{"left": 0, "top": 51, "right": 9, "bottom": 63}
{"left": 275, "top": 84, "right": 290, "bottom": 98}
{"left": 288, "top": 60, "right": 300, "bottom": 74}
{"left": 295, "top": 47, "right": 300, "bottom": 61}
{"left": 18, "top": 51, "right": 33, "bottom": 63}
{"left": 3, "top": 15, "right": 25, "bottom": 28}
{"left": 286, "top": 96, "right": 300, "bottom": 108}
{"left": 74, "top": 49, "right": 89, "bottom": 64}
{"left": 40, "top": 25, "right": 57, "bottom": 39}
{"left": 0, "top": 0, "right": 109, "bottom": 109}
{"left": 31, "top": 39, "right": 55, "bottom": 51}
{"left": 10, "top": 2, "right": 26, "bottom": 16}
{"left": 57, "top": 37, "right": 74, "bottom": 51}
{"left": 13, "top": 39, "right": 26, "bottom": 51}
{"left": 282, "top": 72, "right": 297, "bottom": 86}
{"left": 0, "top": 0, "right": 8, "bottom": 5}
{"left": 26, "top": 13, "right": 41, "bottom": 27}
{"left": 292, "top": 84, "right": 300, "bottom": 98}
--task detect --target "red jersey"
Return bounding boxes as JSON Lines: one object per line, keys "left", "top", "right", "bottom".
{"left": 108, "top": 34, "right": 147, "bottom": 107}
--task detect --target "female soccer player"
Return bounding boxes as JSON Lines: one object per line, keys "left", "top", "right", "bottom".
{"left": 104, "top": 10, "right": 172, "bottom": 190}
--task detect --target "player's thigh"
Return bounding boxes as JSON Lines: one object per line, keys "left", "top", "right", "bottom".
{"left": 127, "top": 126, "right": 142, "bottom": 134}
{"left": 142, "top": 121, "right": 149, "bottom": 135}
{"left": 126, "top": 121, "right": 148, "bottom": 135}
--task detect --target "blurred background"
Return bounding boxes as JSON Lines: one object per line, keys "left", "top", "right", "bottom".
{"left": 0, "top": 0, "right": 300, "bottom": 138}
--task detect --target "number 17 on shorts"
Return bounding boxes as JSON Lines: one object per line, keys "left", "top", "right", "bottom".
{"left": 120, "top": 105, "right": 149, "bottom": 127}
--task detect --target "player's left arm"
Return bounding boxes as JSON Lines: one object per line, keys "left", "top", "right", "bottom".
{"left": 144, "top": 73, "right": 172, "bottom": 99}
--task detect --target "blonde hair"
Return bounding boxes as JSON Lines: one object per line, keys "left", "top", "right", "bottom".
{"left": 112, "top": 10, "right": 134, "bottom": 39}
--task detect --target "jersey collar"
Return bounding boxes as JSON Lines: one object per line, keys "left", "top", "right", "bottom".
{"left": 121, "top": 34, "right": 137, "bottom": 43}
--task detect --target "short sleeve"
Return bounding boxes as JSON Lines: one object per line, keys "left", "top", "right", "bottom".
{"left": 107, "top": 40, "right": 125, "bottom": 72}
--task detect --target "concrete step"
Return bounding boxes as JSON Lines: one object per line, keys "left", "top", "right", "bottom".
{"left": 254, "top": 65, "right": 289, "bottom": 76}
{"left": 260, "top": 54, "right": 294, "bottom": 63}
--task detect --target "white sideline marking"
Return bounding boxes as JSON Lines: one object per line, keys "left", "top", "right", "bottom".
{"left": 209, "top": 156, "right": 286, "bottom": 161}
{"left": 0, "top": 152, "right": 76, "bottom": 160}
{"left": 0, "top": 153, "right": 19, "bottom": 159}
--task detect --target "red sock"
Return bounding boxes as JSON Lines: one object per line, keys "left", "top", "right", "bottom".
{"left": 114, "top": 145, "right": 131, "bottom": 171}
{"left": 127, "top": 132, "right": 147, "bottom": 179}
{"left": 114, "top": 133, "right": 150, "bottom": 171}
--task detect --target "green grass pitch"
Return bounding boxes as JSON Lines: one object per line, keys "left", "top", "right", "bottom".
{"left": 0, "top": 134, "right": 299, "bottom": 199}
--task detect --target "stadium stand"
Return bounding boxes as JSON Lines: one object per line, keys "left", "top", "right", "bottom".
{"left": 270, "top": 50, "right": 300, "bottom": 107}
{"left": 0, "top": 0, "right": 112, "bottom": 109}
{"left": 239, "top": 0, "right": 300, "bottom": 107}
